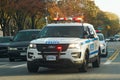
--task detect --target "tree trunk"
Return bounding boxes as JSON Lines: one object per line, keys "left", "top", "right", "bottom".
{"left": 1, "top": 25, "right": 6, "bottom": 36}
{"left": 31, "top": 15, "right": 35, "bottom": 29}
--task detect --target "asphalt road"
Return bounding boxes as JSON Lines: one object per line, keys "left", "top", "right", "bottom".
{"left": 0, "top": 42, "right": 120, "bottom": 80}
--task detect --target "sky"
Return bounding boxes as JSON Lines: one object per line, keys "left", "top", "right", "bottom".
{"left": 94, "top": 0, "right": 120, "bottom": 17}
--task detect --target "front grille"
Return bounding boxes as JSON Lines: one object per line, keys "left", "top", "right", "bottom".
{"left": 38, "top": 52, "right": 65, "bottom": 55}
{"left": 36, "top": 44, "right": 69, "bottom": 52}
{"left": 0, "top": 47, "right": 7, "bottom": 50}
{"left": 17, "top": 47, "right": 27, "bottom": 51}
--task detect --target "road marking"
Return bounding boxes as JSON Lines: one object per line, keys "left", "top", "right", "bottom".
{"left": 104, "top": 49, "right": 120, "bottom": 65}
{"left": 104, "top": 60, "right": 112, "bottom": 65}
{"left": 111, "top": 50, "right": 119, "bottom": 60}
{"left": 108, "top": 49, "right": 119, "bottom": 60}
{"left": 0, "top": 64, "right": 9, "bottom": 68}
{"left": 10, "top": 64, "right": 26, "bottom": 68}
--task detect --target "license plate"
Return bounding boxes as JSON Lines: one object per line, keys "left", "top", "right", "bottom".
{"left": 46, "top": 55, "right": 56, "bottom": 61}
{"left": 20, "top": 52, "right": 26, "bottom": 56}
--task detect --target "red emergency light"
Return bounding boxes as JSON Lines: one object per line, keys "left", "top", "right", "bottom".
{"left": 56, "top": 45, "right": 62, "bottom": 52}
{"left": 73, "top": 17, "right": 82, "bottom": 21}
{"left": 53, "top": 16, "right": 84, "bottom": 22}
{"left": 96, "top": 30, "right": 101, "bottom": 33}
{"left": 53, "top": 17, "right": 67, "bottom": 21}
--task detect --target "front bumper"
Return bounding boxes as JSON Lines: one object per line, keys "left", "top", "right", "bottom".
{"left": 27, "top": 49, "right": 84, "bottom": 68}
{"left": 0, "top": 47, "right": 8, "bottom": 57}
{"left": 8, "top": 50, "right": 27, "bottom": 59}
{"left": 28, "top": 58, "right": 84, "bottom": 68}
{"left": 27, "top": 44, "right": 85, "bottom": 68}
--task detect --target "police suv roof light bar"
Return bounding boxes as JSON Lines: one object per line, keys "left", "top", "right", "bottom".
{"left": 53, "top": 16, "right": 84, "bottom": 23}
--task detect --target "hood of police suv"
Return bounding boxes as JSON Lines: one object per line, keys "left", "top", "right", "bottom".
{"left": 30, "top": 37, "right": 86, "bottom": 44}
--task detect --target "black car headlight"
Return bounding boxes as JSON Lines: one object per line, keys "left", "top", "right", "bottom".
{"left": 8, "top": 47, "right": 17, "bottom": 50}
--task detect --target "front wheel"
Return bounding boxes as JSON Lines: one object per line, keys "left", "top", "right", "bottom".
{"left": 92, "top": 49, "right": 100, "bottom": 68}
{"left": 27, "top": 61, "right": 39, "bottom": 73}
{"left": 9, "top": 57, "right": 15, "bottom": 62}
{"left": 79, "top": 52, "right": 89, "bottom": 72}
{"left": 104, "top": 48, "right": 108, "bottom": 57}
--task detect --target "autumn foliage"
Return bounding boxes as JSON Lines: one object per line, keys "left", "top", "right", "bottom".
{"left": 0, "top": 0, "right": 120, "bottom": 37}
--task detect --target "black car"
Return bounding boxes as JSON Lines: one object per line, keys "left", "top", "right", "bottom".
{"left": 8, "top": 29, "right": 41, "bottom": 62}
{"left": 0, "top": 36, "right": 13, "bottom": 57}
{"left": 109, "top": 37, "right": 115, "bottom": 42}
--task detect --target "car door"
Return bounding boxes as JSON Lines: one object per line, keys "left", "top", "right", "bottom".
{"left": 87, "top": 26, "right": 99, "bottom": 58}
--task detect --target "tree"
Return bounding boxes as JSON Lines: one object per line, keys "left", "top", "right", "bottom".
{"left": 0, "top": 0, "right": 12, "bottom": 36}
{"left": 0, "top": 0, "right": 120, "bottom": 36}
{"left": 8, "top": 0, "right": 28, "bottom": 31}
{"left": 24, "top": 0, "right": 45, "bottom": 29}
{"left": 9, "top": 0, "right": 46, "bottom": 31}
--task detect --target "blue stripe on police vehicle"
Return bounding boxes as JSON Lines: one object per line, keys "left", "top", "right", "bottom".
{"left": 81, "top": 38, "right": 98, "bottom": 55}
{"left": 45, "top": 41, "right": 59, "bottom": 44}
{"left": 90, "top": 50, "right": 98, "bottom": 55}
{"left": 87, "top": 38, "right": 98, "bottom": 43}
{"left": 81, "top": 38, "right": 98, "bottom": 45}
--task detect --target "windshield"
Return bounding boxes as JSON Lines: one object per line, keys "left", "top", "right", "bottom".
{"left": 13, "top": 31, "right": 39, "bottom": 42}
{"left": 114, "top": 35, "right": 120, "bottom": 38}
{"left": 0, "top": 37, "right": 11, "bottom": 43}
{"left": 38, "top": 26, "right": 84, "bottom": 38}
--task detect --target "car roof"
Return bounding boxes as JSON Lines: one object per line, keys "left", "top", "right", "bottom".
{"left": 19, "top": 29, "right": 41, "bottom": 32}
{"left": 46, "top": 23, "right": 94, "bottom": 27}
{"left": 0, "top": 36, "right": 13, "bottom": 38}
{"left": 114, "top": 34, "right": 120, "bottom": 36}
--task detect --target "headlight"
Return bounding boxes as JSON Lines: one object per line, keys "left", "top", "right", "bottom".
{"left": 68, "top": 44, "right": 80, "bottom": 49}
{"left": 29, "top": 43, "right": 37, "bottom": 49}
{"left": 8, "top": 47, "right": 17, "bottom": 50}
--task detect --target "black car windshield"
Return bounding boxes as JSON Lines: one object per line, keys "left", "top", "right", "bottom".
{"left": 13, "top": 31, "right": 39, "bottom": 42}
{"left": 38, "top": 26, "right": 84, "bottom": 38}
{"left": 0, "top": 37, "right": 11, "bottom": 43}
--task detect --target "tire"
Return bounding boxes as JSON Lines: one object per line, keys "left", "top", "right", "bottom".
{"left": 103, "top": 51, "right": 108, "bottom": 57}
{"left": 79, "top": 52, "right": 89, "bottom": 72}
{"left": 9, "top": 57, "right": 15, "bottom": 62}
{"left": 92, "top": 50, "right": 100, "bottom": 68}
{"left": 104, "top": 48, "right": 108, "bottom": 57}
{"left": 27, "top": 61, "right": 39, "bottom": 73}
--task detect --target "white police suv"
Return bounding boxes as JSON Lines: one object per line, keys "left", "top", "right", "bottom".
{"left": 97, "top": 32, "right": 108, "bottom": 57}
{"left": 27, "top": 18, "right": 101, "bottom": 72}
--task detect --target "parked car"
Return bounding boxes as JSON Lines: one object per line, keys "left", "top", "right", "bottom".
{"left": 8, "top": 29, "right": 41, "bottom": 62}
{"left": 97, "top": 33, "right": 108, "bottom": 57}
{"left": 109, "top": 37, "right": 116, "bottom": 42}
{"left": 105, "top": 38, "right": 110, "bottom": 42}
{"left": 0, "top": 36, "right": 13, "bottom": 57}
{"left": 114, "top": 34, "right": 120, "bottom": 41}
